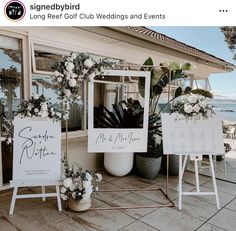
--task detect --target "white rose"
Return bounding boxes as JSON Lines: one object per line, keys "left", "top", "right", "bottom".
{"left": 71, "top": 53, "right": 77, "bottom": 60}
{"left": 69, "top": 78, "right": 77, "bottom": 87}
{"left": 34, "top": 108, "right": 39, "bottom": 113}
{"left": 27, "top": 106, "right": 32, "bottom": 111}
{"left": 41, "top": 103, "right": 48, "bottom": 111}
{"left": 60, "top": 194, "right": 68, "bottom": 201}
{"left": 39, "top": 110, "right": 49, "bottom": 118}
{"left": 54, "top": 71, "right": 60, "bottom": 77}
{"left": 69, "top": 184, "right": 76, "bottom": 192}
{"left": 64, "top": 89, "right": 72, "bottom": 98}
{"left": 96, "top": 173, "right": 102, "bottom": 182}
{"left": 184, "top": 104, "right": 193, "bottom": 114}
{"left": 71, "top": 73, "right": 78, "bottom": 78}
{"left": 32, "top": 93, "right": 39, "bottom": 100}
{"left": 188, "top": 94, "right": 198, "bottom": 104}
{"left": 85, "top": 172, "right": 93, "bottom": 181}
{"left": 199, "top": 100, "right": 207, "bottom": 108}
{"left": 84, "top": 59, "right": 93, "bottom": 68}
{"left": 83, "top": 180, "right": 92, "bottom": 189}
{"left": 66, "top": 62, "right": 75, "bottom": 72}
{"left": 57, "top": 77, "right": 62, "bottom": 83}
{"left": 61, "top": 187, "right": 67, "bottom": 194}
{"left": 63, "top": 178, "right": 73, "bottom": 188}
{"left": 27, "top": 112, "right": 32, "bottom": 117}
{"left": 193, "top": 104, "right": 201, "bottom": 113}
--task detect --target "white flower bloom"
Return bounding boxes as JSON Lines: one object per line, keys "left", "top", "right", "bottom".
{"left": 96, "top": 173, "right": 102, "bottom": 182}
{"left": 60, "top": 194, "right": 68, "bottom": 201}
{"left": 66, "top": 74, "right": 70, "bottom": 80}
{"left": 69, "top": 184, "right": 76, "bottom": 192}
{"left": 184, "top": 104, "right": 193, "bottom": 114}
{"left": 63, "top": 177, "right": 73, "bottom": 188}
{"left": 188, "top": 94, "right": 198, "bottom": 104}
{"left": 95, "top": 186, "right": 99, "bottom": 191}
{"left": 57, "top": 77, "right": 62, "bottom": 83}
{"left": 84, "top": 59, "right": 93, "bottom": 68}
{"left": 66, "top": 62, "right": 75, "bottom": 72}
{"left": 67, "top": 57, "right": 73, "bottom": 62}
{"left": 85, "top": 172, "right": 93, "bottom": 181}
{"left": 199, "top": 100, "right": 207, "bottom": 108}
{"left": 56, "top": 112, "right": 61, "bottom": 117}
{"left": 89, "top": 72, "right": 96, "bottom": 79}
{"left": 54, "top": 71, "right": 60, "bottom": 77}
{"left": 193, "top": 104, "right": 201, "bottom": 113}
{"left": 41, "top": 103, "right": 48, "bottom": 111}
{"left": 71, "top": 73, "right": 78, "bottom": 78}
{"left": 61, "top": 187, "right": 67, "bottom": 194}
{"left": 32, "top": 93, "right": 39, "bottom": 100}
{"left": 27, "top": 111, "right": 32, "bottom": 117}
{"left": 64, "top": 89, "right": 72, "bottom": 98}
{"left": 83, "top": 180, "right": 92, "bottom": 189}
{"left": 39, "top": 110, "right": 49, "bottom": 118}
{"left": 71, "top": 53, "right": 77, "bottom": 60}
{"left": 69, "top": 78, "right": 77, "bottom": 87}
{"left": 27, "top": 106, "right": 32, "bottom": 111}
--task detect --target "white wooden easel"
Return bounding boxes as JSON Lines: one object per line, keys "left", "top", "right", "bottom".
{"left": 9, "top": 179, "right": 62, "bottom": 215}
{"left": 178, "top": 154, "right": 220, "bottom": 210}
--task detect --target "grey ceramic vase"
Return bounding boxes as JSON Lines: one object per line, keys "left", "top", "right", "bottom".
{"left": 136, "top": 155, "right": 162, "bottom": 179}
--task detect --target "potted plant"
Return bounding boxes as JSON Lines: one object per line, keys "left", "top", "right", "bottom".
{"left": 136, "top": 57, "right": 193, "bottom": 178}
{"left": 60, "top": 156, "right": 102, "bottom": 211}
{"left": 94, "top": 98, "right": 144, "bottom": 176}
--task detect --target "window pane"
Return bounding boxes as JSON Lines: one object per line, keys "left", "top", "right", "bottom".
{"left": 0, "top": 34, "right": 23, "bottom": 185}
{"left": 32, "top": 74, "right": 84, "bottom": 132}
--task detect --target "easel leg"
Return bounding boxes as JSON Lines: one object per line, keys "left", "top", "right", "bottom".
{"left": 56, "top": 185, "right": 62, "bottom": 212}
{"left": 42, "top": 186, "right": 46, "bottom": 201}
{"left": 177, "top": 155, "right": 188, "bottom": 192}
{"left": 178, "top": 155, "right": 183, "bottom": 210}
{"left": 9, "top": 187, "right": 18, "bottom": 215}
{"left": 166, "top": 154, "right": 169, "bottom": 196}
{"left": 209, "top": 155, "right": 220, "bottom": 210}
{"left": 194, "top": 160, "right": 200, "bottom": 192}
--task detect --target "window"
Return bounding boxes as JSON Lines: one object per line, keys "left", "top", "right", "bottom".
{"left": 0, "top": 34, "right": 23, "bottom": 185}
{"left": 31, "top": 44, "right": 85, "bottom": 133}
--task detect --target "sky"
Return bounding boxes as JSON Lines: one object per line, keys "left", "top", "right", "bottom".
{"left": 151, "top": 27, "right": 236, "bottom": 99}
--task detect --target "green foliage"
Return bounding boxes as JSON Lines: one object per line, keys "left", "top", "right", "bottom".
{"left": 191, "top": 88, "right": 213, "bottom": 98}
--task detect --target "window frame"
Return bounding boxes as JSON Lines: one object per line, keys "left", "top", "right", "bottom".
{"left": 0, "top": 29, "right": 30, "bottom": 190}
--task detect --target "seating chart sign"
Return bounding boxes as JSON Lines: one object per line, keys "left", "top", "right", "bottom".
{"left": 161, "top": 113, "right": 225, "bottom": 155}
{"left": 12, "top": 117, "right": 61, "bottom": 182}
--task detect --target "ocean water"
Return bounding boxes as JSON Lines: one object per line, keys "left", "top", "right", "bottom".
{"left": 210, "top": 99, "right": 236, "bottom": 123}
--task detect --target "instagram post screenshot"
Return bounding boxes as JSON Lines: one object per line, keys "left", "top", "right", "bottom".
{"left": 0, "top": 0, "right": 235, "bottom": 230}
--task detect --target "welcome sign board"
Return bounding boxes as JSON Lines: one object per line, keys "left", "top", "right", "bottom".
{"left": 88, "top": 70, "right": 150, "bottom": 153}
{"left": 12, "top": 117, "right": 61, "bottom": 182}
{"left": 161, "top": 113, "right": 225, "bottom": 155}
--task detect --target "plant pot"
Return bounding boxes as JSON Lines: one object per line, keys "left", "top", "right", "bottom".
{"left": 104, "top": 152, "right": 134, "bottom": 176}
{"left": 162, "top": 155, "right": 190, "bottom": 176}
{"left": 67, "top": 197, "right": 91, "bottom": 212}
{"left": 136, "top": 154, "right": 162, "bottom": 179}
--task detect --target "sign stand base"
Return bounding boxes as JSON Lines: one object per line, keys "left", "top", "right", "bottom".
{"left": 9, "top": 180, "right": 62, "bottom": 215}
{"left": 178, "top": 154, "right": 220, "bottom": 210}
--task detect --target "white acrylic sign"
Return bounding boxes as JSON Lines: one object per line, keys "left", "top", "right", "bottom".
{"left": 12, "top": 117, "right": 61, "bottom": 182}
{"left": 161, "top": 113, "right": 225, "bottom": 155}
{"left": 88, "top": 70, "right": 150, "bottom": 153}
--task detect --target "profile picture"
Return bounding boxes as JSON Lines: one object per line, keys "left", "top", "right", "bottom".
{"left": 4, "top": 0, "right": 26, "bottom": 21}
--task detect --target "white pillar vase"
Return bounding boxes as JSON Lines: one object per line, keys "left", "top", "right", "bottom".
{"left": 67, "top": 197, "right": 91, "bottom": 212}
{"left": 104, "top": 152, "right": 134, "bottom": 176}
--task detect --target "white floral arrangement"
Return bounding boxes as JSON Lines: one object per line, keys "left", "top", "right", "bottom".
{"left": 170, "top": 93, "right": 215, "bottom": 120}
{"left": 16, "top": 94, "right": 62, "bottom": 121}
{"left": 60, "top": 156, "right": 102, "bottom": 201}
{"left": 52, "top": 52, "right": 113, "bottom": 101}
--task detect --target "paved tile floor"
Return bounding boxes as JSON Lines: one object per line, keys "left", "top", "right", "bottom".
{"left": 1, "top": 171, "right": 236, "bottom": 231}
